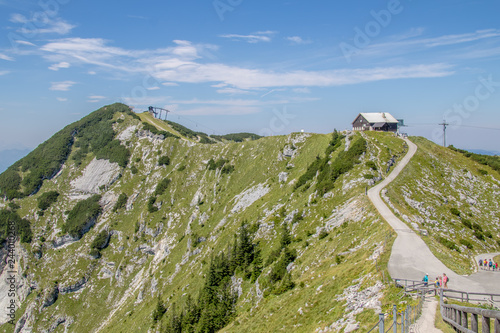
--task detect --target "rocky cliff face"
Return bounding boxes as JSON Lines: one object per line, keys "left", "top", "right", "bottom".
{"left": 1, "top": 105, "right": 497, "bottom": 332}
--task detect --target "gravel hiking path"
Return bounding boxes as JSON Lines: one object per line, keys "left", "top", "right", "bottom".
{"left": 409, "top": 297, "right": 442, "bottom": 333}
{"left": 368, "top": 138, "right": 500, "bottom": 294}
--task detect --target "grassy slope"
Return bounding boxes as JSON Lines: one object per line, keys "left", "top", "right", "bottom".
{"left": 1, "top": 118, "right": 436, "bottom": 332}
{"left": 384, "top": 136, "right": 500, "bottom": 275}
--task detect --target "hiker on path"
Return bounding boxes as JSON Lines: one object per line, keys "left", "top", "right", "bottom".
{"left": 434, "top": 277, "right": 440, "bottom": 288}
{"left": 489, "top": 259, "right": 493, "bottom": 270}
{"left": 479, "top": 258, "right": 483, "bottom": 269}
{"left": 442, "top": 273, "right": 449, "bottom": 289}
{"left": 422, "top": 274, "right": 429, "bottom": 286}
{"left": 484, "top": 259, "right": 488, "bottom": 269}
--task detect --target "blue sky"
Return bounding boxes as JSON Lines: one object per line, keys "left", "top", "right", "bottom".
{"left": 0, "top": 0, "right": 500, "bottom": 153}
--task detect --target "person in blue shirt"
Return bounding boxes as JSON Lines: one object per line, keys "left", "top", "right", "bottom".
{"left": 422, "top": 273, "right": 429, "bottom": 286}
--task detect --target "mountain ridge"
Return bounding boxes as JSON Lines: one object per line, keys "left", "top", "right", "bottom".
{"left": 0, "top": 103, "right": 498, "bottom": 332}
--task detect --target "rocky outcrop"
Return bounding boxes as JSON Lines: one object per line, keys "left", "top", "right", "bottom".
{"left": 42, "top": 284, "right": 59, "bottom": 308}
{"left": 117, "top": 125, "right": 138, "bottom": 142}
{"left": 231, "top": 183, "right": 270, "bottom": 213}
{"left": 71, "top": 158, "right": 121, "bottom": 194}
{"left": 59, "top": 276, "right": 87, "bottom": 294}
{"left": 45, "top": 315, "right": 74, "bottom": 333}
{"left": 135, "top": 129, "right": 165, "bottom": 143}
{"left": 51, "top": 234, "right": 78, "bottom": 249}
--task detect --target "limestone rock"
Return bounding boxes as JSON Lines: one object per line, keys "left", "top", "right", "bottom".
{"left": 71, "top": 158, "right": 121, "bottom": 194}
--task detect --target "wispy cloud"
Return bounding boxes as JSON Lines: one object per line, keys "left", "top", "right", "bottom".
{"left": 10, "top": 14, "right": 75, "bottom": 35}
{"left": 216, "top": 87, "right": 254, "bottom": 95}
{"left": 38, "top": 37, "right": 454, "bottom": 91}
{"left": 175, "top": 106, "right": 261, "bottom": 116}
{"left": 0, "top": 70, "right": 10, "bottom": 76}
{"left": 293, "top": 87, "right": 311, "bottom": 94}
{"left": 286, "top": 36, "right": 312, "bottom": 45}
{"left": 356, "top": 29, "right": 500, "bottom": 60}
{"left": 128, "top": 15, "right": 148, "bottom": 20}
{"left": 88, "top": 95, "right": 106, "bottom": 103}
{"left": 57, "top": 97, "right": 67, "bottom": 102}
{"left": 153, "top": 62, "right": 454, "bottom": 89}
{"left": 49, "top": 81, "right": 76, "bottom": 91}
{"left": 219, "top": 31, "right": 277, "bottom": 43}
{"left": 16, "top": 40, "right": 36, "bottom": 46}
{"left": 0, "top": 53, "right": 14, "bottom": 61}
{"left": 49, "top": 61, "right": 70, "bottom": 71}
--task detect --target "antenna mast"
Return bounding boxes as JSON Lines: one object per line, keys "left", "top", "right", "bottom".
{"left": 438, "top": 121, "right": 449, "bottom": 147}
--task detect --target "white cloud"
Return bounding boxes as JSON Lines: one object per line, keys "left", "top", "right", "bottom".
{"left": 10, "top": 13, "right": 75, "bottom": 35}
{"left": 358, "top": 29, "right": 500, "bottom": 59}
{"left": 15, "top": 40, "right": 36, "bottom": 46}
{"left": 286, "top": 36, "right": 312, "bottom": 45}
{"left": 38, "top": 38, "right": 454, "bottom": 93}
{"left": 162, "top": 82, "right": 178, "bottom": 86}
{"left": 88, "top": 71, "right": 96, "bottom": 75}
{"left": 153, "top": 62, "right": 454, "bottom": 90}
{"left": 10, "top": 13, "right": 27, "bottom": 23}
{"left": 293, "top": 87, "right": 311, "bottom": 94}
{"left": 0, "top": 53, "right": 14, "bottom": 61}
{"left": 147, "top": 86, "right": 160, "bottom": 91}
{"left": 0, "top": 70, "right": 10, "bottom": 76}
{"left": 216, "top": 87, "right": 253, "bottom": 95}
{"left": 87, "top": 95, "right": 106, "bottom": 103}
{"left": 57, "top": 97, "right": 68, "bottom": 102}
{"left": 219, "top": 31, "right": 277, "bottom": 43}
{"left": 176, "top": 106, "right": 261, "bottom": 116}
{"left": 49, "top": 61, "right": 70, "bottom": 71}
{"left": 49, "top": 81, "right": 76, "bottom": 91}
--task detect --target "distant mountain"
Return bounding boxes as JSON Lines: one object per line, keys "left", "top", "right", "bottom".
{"left": 0, "top": 148, "right": 32, "bottom": 173}
{"left": 468, "top": 149, "right": 500, "bottom": 156}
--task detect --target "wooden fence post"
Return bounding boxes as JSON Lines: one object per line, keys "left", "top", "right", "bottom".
{"left": 471, "top": 313, "right": 478, "bottom": 333}
{"left": 483, "top": 316, "right": 490, "bottom": 333}
{"left": 494, "top": 317, "right": 500, "bottom": 333}
{"left": 462, "top": 310, "right": 468, "bottom": 330}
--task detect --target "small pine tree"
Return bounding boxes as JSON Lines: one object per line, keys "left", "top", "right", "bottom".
{"left": 251, "top": 243, "right": 263, "bottom": 282}
{"left": 280, "top": 222, "right": 291, "bottom": 249}
{"left": 152, "top": 296, "right": 166, "bottom": 323}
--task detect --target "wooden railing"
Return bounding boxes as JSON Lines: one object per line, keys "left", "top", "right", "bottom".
{"left": 392, "top": 278, "right": 500, "bottom": 332}
{"left": 442, "top": 289, "right": 500, "bottom": 307}
{"left": 440, "top": 289, "right": 500, "bottom": 333}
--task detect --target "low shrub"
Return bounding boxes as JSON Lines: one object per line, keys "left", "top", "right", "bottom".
{"left": 63, "top": 195, "right": 102, "bottom": 238}
{"left": 158, "top": 155, "right": 170, "bottom": 166}
{"left": 450, "top": 208, "right": 460, "bottom": 217}
{"left": 318, "top": 230, "right": 329, "bottom": 239}
{"left": 437, "top": 236, "right": 460, "bottom": 252}
{"left": 154, "top": 178, "right": 171, "bottom": 196}
{"left": 37, "top": 191, "right": 59, "bottom": 211}
{"left": 113, "top": 193, "right": 128, "bottom": 212}
{"left": 147, "top": 196, "right": 158, "bottom": 213}
{"left": 459, "top": 239, "right": 473, "bottom": 249}
{"left": 366, "top": 161, "right": 378, "bottom": 170}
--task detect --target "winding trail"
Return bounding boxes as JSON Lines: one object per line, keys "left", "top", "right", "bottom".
{"left": 409, "top": 298, "right": 441, "bottom": 333}
{"left": 368, "top": 138, "right": 500, "bottom": 294}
